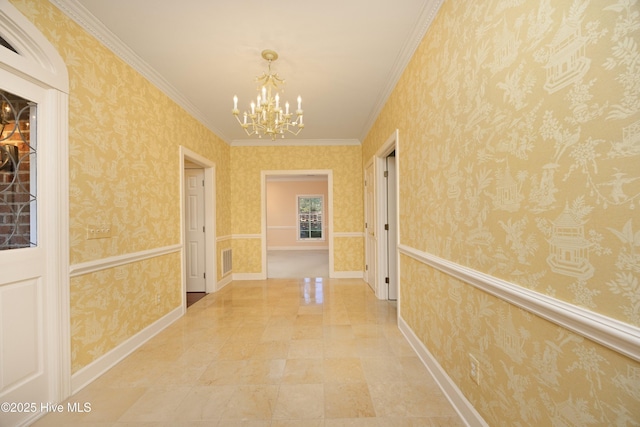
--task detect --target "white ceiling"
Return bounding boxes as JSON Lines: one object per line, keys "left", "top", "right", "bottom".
{"left": 55, "top": 0, "right": 442, "bottom": 144}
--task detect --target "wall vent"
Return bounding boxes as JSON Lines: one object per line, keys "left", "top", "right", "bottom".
{"left": 221, "top": 248, "right": 232, "bottom": 276}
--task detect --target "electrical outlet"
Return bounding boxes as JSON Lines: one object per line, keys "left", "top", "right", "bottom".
{"left": 86, "top": 223, "right": 112, "bottom": 239}
{"left": 469, "top": 353, "right": 480, "bottom": 385}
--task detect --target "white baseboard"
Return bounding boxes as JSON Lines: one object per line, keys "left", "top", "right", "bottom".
{"left": 267, "top": 246, "right": 329, "bottom": 251}
{"left": 331, "top": 270, "right": 364, "bottom": 279}
{"left": 398, "top": 316, "right": 488, "bottom": 427}
{"left": 70, "top": 306, "right": 182, "bottom": 394}
{"left": 233, "top": 272, "right": 267, "bottom": 280}
{"left": 216, "top": 274, "right": 233, "bottom": 290}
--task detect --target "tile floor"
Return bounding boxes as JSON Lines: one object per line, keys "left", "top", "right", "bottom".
{"left": 33, "top": 278, "right": 464, "bottom": 426}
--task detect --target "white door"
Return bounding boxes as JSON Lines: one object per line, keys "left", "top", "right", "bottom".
{"left": 386, "top": 155, "right": 398, "bottom": 300}
{"left": 185, "top": 168, "right": 206, "bottom": 292}
{"left": 0, "top": 85, "right": 49, "bottom": 427}
{"left": 364, "top": 161, "right": 376, "bottom": 290}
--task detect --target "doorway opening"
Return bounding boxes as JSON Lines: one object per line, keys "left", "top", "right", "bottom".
{"left": 262, "top": 170, "right": 333, "bottom": 279}
{"left": 180, "top": 147, "right": 216, "bottom": 309}
{"left": 365, "top": 130, "right": 399, "bottom": 301}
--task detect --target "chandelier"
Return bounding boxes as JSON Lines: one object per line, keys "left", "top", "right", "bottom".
{"left": 232, "top": 50, "right": 304, "bottom": 140}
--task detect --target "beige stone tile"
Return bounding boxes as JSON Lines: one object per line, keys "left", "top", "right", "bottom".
{"left": 272, "top": 419, "right": 323, "bottom": 427}
{"left": 170, "top": 385, "right": 235, "bottom": 421}
{"left": 428, "top": 416, "right": 467, "bottom": 427}
{"left": 295, "top": 314, "right": 324, "bottom": 326}
{"left": 261, "top": 324, "right": 294, "bottom": 341}
{"left": 272, "top": 384, "right": 324, "bottom": 419}
{"left": 240, "top": 358, "right": 286, "bottom": 384}
{"left": 251, "top": 340, "right": 290, "bottom": 359}
{"left": 402, "top": 383, "right": 458, "bottom": 418}
{"left": 324, "top": 339, "right": 360, "bottom": 358}
{"left": 219, "top": 385, "right": 279, "bottom": 421}
{"left": 197, "top": 360, "right": 248, "bottom": 385}
{"left": 324, "top": 418, "right": 380, "bottom": 426}
{"left": 323, "top": 357, "right": 366, "bottom": 383}
{"left": 375, "top": 417, "right": 434, "bottom": 426}
{"left": 324, "top": 325, "right": 355, "bottom": 340}
{"left": 292, "top": 324, "right": 324, "bottom": 340}
{"left": 355, "top": 338, "right": 394, "bottom": 358}
{"left": 367, "top": 382, "right": 407, "bottom": 417}
{"left": 118, "top": 386, "right": 192, "bottom": 422}
{"left": 217, "top": 340, "right": 258, "bottom": 360}
{"left": 361, "top": 357, "right": 405, "bottom": 383}
{"left": 35, "top": 278, "right": 465, "bottom": 427}
{"left": 400, "top": 356, "right": 437, "bottom": 385}
{"left": 324, "top": 382, "right": 376, "bottom": 419}
{"left": 288, "top": 339, "right": 323, "bottom": 358}
{"left": 282, "top": 358, "right": 324, "bottom": 384}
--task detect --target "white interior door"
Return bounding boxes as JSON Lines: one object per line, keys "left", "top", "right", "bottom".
{"left": 185, "top": 168, "right": 206, "bottom": 292}
{"left": 364, "top": 162, "right": 376, "bottom": 290}
{"left": 0, "top": 84, "right": 50, "bottom": 427}
{"left": 386, "top": 155, "right": 398, "bottom": 300}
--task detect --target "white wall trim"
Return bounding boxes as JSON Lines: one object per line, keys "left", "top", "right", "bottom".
{"left": 333, "top": 232, "right": 364, "bottom": 238}
{"left": 399, "top": 316, "right": 489, "bottom": 427}
{"left": 233, "top": 272, "right": 266, "bottom": 280}
{"left": 267, "top": 225, "right": 296, "bottom": 230}
{"left": 70, "top": 306, "right": 182, "bottom": 394}
{"left": 231, "top": 138, "right": 361, "bottom": 147}
{"left": 69, "top": 244, "right": 182, "bottom": 277}
{"left": 180, "top": 146, "right": 217, "bottom": 295}
{"left": 217, "top": 235, "right": 232, "bottom": 242}
{"left": 262, "top": 169, "right": 335, "bottom": 279}
{"left": 216, "top": 274, "right": 233, "bottom": 291}
{"left": 332, "top": 271, "right": 364, "bottom": 279}
{"left": 232, "top": 234, "right": 261, "bottom": 239}
{"left": 398, "top": 244, "right": 640, "bottom": 362}
{"left": 268, "top": 246, "right": 329, "bottom": 251}
{"left": 0, "top": 0, "right": 72, "bottom": 410}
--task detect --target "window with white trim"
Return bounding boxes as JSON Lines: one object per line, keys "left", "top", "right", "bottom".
{"left": 298, "top": 195, "right": 323, "bottom": 240}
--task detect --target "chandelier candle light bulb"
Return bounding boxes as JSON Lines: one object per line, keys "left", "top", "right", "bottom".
{"left": 232, "top": 49, "right": 305, "bottom": 140}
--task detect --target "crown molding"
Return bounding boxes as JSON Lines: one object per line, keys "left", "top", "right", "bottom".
{"left": 359, "top": 0, "right": 444, "bottom": 141}
{"left": 50, "top": 0, "right": 229, "bottom": 142}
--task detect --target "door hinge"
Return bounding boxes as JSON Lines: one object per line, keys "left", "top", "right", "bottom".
{"left": 203, "top": 226, "right": 205, "bottom": 232}
{"left": 384, "top": 224, "right": 389, "bottom": 231}
{"left": 384, "top": 171, "right": 388, "bottom": 178}
{"left": 385, "top": 277, "right": 389, "bottom": 284}
{"left": 203, "top": 272, "right": 206, "bottom": 279}
{"left": 365, "top": 264, "right": 368, "bottom": 271}
{"left": 365, "top": 222, "right": 368, "bottom": 229}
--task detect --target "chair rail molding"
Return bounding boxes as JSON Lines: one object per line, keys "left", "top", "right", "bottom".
{"left": 398, "top": 244, "right": 640, "bottom": 362}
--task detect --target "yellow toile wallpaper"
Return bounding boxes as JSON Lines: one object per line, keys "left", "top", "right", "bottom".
{"left": 11, "top": 0, "right": 231, "bottom": 372}
{"left": 231, "top": 144, "right": 363, "bottom": 274}
{"left": 364, "top": 0, "right": 640, "bottom": 425}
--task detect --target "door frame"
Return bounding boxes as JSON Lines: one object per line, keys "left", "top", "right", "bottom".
{"left": 180, "top": 146, "right": 216, "bottom": 305}
{"left": 261, "top": 169, "right": 334, "bottom": 278}
{"left": 364, "top": 159, "right": 376, "bottom": 290}
{"left": 0, "top": 0, "right": 71, "bottom": 417}
{"left": 370, "top": 130, "right": 399, "bottom": 301}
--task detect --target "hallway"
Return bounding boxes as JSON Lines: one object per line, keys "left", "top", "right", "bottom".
{"left": 34, "top": 279, "right": 463, "bottom": 426}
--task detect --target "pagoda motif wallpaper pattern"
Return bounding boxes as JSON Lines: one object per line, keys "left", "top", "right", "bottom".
{"left": 364, "top": 0, "right": 640, "bottom": 425}
{"left": 391, "top": 0, "right": 640, "bottom": 324}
